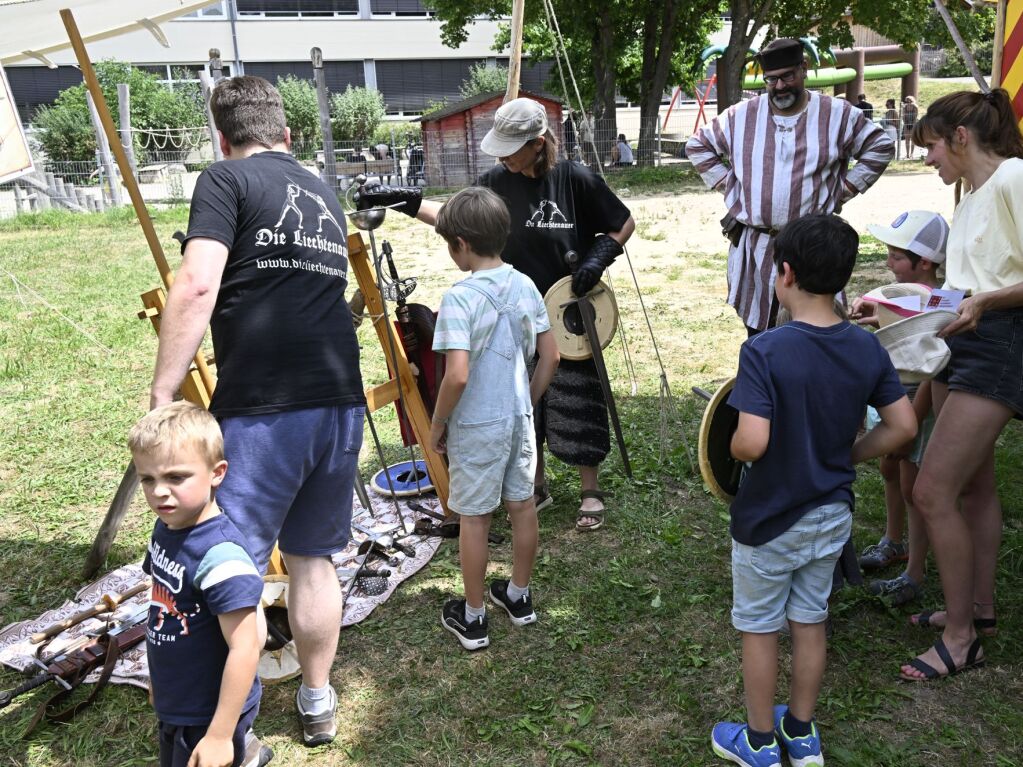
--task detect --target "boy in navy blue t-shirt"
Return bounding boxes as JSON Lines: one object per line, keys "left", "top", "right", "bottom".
{"left": 130, "top": 402, "right": 267, "bottom": 767}
{"left": 711, "top": 215, "right": 917, "bottom": 767}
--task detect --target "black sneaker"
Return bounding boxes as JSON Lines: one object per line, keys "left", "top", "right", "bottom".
{"left": 489, "top": 579, "right": 537, "bottom": 626}
{"left": 441, "top": 599, "right": 490, "bottom": 651}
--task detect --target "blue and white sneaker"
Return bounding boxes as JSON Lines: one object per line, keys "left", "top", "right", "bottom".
{"left": 772, "top": 705, "right": 824, "bottom": 767}
{"left": 711, "top": 722, "right": 782, "bottom": 767}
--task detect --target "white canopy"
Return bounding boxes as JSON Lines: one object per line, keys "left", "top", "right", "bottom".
{"left": 0, "top": 0, "right": 217, "bottom": 65}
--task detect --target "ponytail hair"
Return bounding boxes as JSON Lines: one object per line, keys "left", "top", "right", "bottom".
{"left": 912, "top": 88, "right": 1023, "bottom": 159}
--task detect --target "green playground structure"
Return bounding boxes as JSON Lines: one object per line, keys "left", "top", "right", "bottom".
{"left": 742, "top": 61, "right": 915, "bottom": 89}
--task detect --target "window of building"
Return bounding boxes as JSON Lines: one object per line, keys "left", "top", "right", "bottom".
{"left": 243, "top": 60, "right": 365, "bottom": 92}
{"left": 236, "top": 1, "right": 358, "bottom": 16}
{"left": 376, "top": 59, "right": 483, "bottom": 113}
{"left": 370, "top": 0, "right": 432, "bottom": 16}
{"left": 5, "top": 65, "right": 84, "bottom": 123}
{"left": 182, "top": 2, "right": 227, "bottom": 17}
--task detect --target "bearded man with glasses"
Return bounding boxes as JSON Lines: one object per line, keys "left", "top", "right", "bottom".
{"left": 687, "top": 38, "right": 895, "bottom": 335}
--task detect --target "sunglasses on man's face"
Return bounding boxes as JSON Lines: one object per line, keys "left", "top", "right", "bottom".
{"left": 764, "top": 69, "right": 800, "bottom": 86}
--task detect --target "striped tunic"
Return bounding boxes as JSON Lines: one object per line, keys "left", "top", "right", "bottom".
{"left": 687, "top": 92, "right": 894, "bottom": 330}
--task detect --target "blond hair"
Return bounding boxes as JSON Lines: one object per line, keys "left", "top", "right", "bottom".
{"left": 128, "top": 401, "right": 224, "bottom": 467}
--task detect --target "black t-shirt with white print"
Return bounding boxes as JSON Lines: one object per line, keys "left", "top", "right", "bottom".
{"left": 183, "top": 151, "right": 364, "bottom": 417}
{"left": 477, "top": 161, "right": 631, "bottom": 297}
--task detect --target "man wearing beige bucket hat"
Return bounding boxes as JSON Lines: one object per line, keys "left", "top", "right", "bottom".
{"left": 358, "top": 97, "right": 635, "bottom": 533}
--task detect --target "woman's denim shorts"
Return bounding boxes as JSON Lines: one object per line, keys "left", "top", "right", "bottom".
{"left": 935, "top": 308, "right": 1023, "bottom": 415}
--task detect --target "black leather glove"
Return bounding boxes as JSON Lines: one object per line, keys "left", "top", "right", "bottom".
{"left": 572, "top": 234, "right": 624, "bottom": 296}
{"left": 354, "top": 183, "right": 423, "bottom": 218}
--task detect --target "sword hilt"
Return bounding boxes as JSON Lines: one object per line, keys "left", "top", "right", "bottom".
{"left": 0, "top": 670, "right": 55, "bottom": 709}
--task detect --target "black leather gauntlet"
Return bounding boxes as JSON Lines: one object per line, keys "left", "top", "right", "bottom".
{"left": 354, "top": 183, "right": 423, "bottom": 218}
{"left": 572, "top": 234, "right": 624, "bottom": 296}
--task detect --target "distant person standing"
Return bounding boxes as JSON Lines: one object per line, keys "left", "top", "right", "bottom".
{"left": 686, "top": 38, "right": 895, "bottom": 333}
{"left": 902, "top": 96, "right": 919, "bottom": 159}
{"left": 855, "top": 93, "right": 874, "bottom": 120}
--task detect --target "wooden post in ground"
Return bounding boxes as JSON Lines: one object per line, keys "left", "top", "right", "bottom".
{"left": 208, "top": 48, "right": 224, "bottom": 82}
{"left": 311, "top": 47, "right": 338, "bottom": 195}
{"left": 86, "top": 91, "right": 123, "bottom": 207}
{"left": 199, "top": 70, "right": 225, "bottom": 162}
{"left": 117, "top": 84, "right": 138, "bottom": 180}
{"left": 504, "top": 0, "right": 525, "bottom": 103}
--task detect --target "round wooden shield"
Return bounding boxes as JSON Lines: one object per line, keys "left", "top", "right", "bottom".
{"left": 370, "top": 460, "right": 434, "bottom": 496}
{"left": 543, "top": 276, "right": 619, "bottom": 361}
{"left": 697, "top": 377, "right": 743, "bottom": 503}
{"left": 259, "top": 576, "right": 301, "bottom": 684}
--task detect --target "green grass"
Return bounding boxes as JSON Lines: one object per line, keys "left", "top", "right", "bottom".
{"left": 0, "top": 202, "right": 1021, "bottom": 766}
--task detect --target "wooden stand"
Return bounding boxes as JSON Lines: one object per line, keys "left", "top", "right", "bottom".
{"left": 347, "top": 233, "right": 450, "bottom": 514}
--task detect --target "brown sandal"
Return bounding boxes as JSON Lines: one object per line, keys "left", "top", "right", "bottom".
{"left": 576, "top": 490, "right": 606, "bottom": 532}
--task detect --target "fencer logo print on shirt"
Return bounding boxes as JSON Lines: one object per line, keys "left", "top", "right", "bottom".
{"left": 525, "top": 199, "right": 573, "bottom": 229}
{"left": 253, "top": 177, "right": 349, "bottom": 271}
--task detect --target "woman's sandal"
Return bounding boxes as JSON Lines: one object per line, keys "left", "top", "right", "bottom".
{"left": 909, "top": 610, "right": 998, "bottom": 637}
{"left": 576, "top": 490, "right": 606, "bottom": 532}
{"left": 533, "top": 483, "right": 553, "bottom": 512}
{"left": 900, "top": 636, "right": 985, "bottom": 681}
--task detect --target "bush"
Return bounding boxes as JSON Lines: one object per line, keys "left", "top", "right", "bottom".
{"left": 936, "top": 41, "right": 993, "bottom": 78}
{"left": 371, "top": 121, "right": 422, "bottom": 147}
{"left": 277, "top": 75, "right": 321, "bottom": 145}
{"left": 33, "top": 60, "right": 205, "bottom": 163}
{"left": 330, "top": 86, "right": 385, "bottom": 145}
{"left": 459, "top": 62, "right": 508, "bottom": 99}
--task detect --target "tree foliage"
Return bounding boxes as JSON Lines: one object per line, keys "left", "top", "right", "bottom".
{"left": 329, "top": 85, "right": 386, "bottom": 144}
{"left": 921, "top": 3, "right": 996, "bottom": 77}
{"left": 33, "top": 60, "right": 205, "bottom": 163}
{"left": 424, "top": 0, "right": 722, "bottom": 165}
{"left": 717, "top": 0, "right": 933, "bottom": 109}
{"left": 276, "top": 75, "right": 322, "bottom": 145}
{"left": 460, "top": 62, "right": 510, "bottom": 98}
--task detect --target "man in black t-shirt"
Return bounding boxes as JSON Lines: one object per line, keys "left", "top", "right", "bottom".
{"left": 150, "top": 76, "right": 363, "bottom": 748}
{"left": 855, "top": 93, "right": 874, "bottom": 120}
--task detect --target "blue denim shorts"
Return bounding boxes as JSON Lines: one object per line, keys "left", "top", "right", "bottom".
{"left": 731, "top": 502, "right": 852, "bottom": 633}
{"left": 217, "top": 404, "right": 365, "bottom": 572}
{"left": 934, "top": 308, "right": 1023, "bottom": 415}
{"left": 447, "top": 413, "right": 536, "bottom": 516}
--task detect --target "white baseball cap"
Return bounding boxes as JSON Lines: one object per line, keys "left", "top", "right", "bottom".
{"left": 867, "top": 210, "right": 949, "bottom": 264}
{"left": 480, "top": 98, "right": 549, "bottom": 158}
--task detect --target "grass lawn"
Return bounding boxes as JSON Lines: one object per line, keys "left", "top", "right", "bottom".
{"left": 0, "top": 199, "right": 1021, "bottom": 767}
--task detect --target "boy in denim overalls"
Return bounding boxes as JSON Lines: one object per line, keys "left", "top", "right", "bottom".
{"left": 429, "top": 187, "right": 560, "bottom": 651}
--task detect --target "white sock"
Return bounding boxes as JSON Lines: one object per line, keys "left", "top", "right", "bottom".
{"left": 298, "top": 683, "right": 334, "bottom": 716}
{"left": 464, "top": 601, "right": 486, "bottom": 624}
{"left": 506, "top": 580, "right": 529, "bottom": 602}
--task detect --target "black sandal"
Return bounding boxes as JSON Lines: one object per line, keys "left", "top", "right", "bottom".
{"left": 900, "top": 636, "right": 985, "bottom": 681}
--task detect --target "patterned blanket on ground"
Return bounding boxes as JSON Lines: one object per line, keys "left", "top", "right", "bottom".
{"left": 0, "top": 495, "right": 443, "bottom": 690}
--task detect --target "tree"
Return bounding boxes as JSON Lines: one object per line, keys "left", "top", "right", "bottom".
{"left": 460, "top": 62, "right": 510, "bottom": 98}
{"left": 276, "top": 75, "right": 321, "bottom": 147}
{"left": 921, "top": 3, "right": 996, "bottom": 77}
{"left": 717, "top": 0, "right": 933, "bottom": 111}
{"left": 425, "top": 0, "right": 721, "bottom": 166}
{"left": 33, "top": 60, "right": 205, "bottom": 163}
{"left": 330, "top": 85, "right": 386, "bottom": 145}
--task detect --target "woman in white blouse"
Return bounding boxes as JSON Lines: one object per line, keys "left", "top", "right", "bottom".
{"left": 901, "top": 89, "right": 1023, "bottom": 681}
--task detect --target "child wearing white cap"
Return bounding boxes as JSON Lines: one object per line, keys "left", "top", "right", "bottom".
{"left": 850, "top": 209, "right": 949, "bottom": 606}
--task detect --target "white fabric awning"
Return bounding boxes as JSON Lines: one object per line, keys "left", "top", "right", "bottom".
{"left": 0, "top": 0, "right": 218, "bottom": 65}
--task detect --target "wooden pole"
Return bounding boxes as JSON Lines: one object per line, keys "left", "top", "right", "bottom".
{"left": 208, "top": 48, "right": 224, "bottom": 82}
{"left": 933, "top": 0, "right": 990, "bottom": 92}
{"left": 992, "top": 0, "right": 1008, "bottom": 89}
{"left": 504, "top": 0, "right": 525, "bottom": 103}
{"left": 86, "top": 91, "right": 124, "bottom": 207}
{"left": 198, "top": 70, "right": 225, "bottom": 162}
{"left": 116, "top": 84, "right": 137, "bottom": 180}
{"left": 311, "top": 47, "right": 339, "bottom": 195}
{"left": 60, "top": 9, "right": 216, "bottom": 395}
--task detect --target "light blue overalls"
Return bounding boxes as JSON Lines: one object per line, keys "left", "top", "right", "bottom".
{"left": 445, "top": 277, "right": 537, "bottom": 515}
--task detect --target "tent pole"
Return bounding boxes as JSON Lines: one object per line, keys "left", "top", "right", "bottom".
{"left": 992, "top": 0, "right": 1008, "bottom": 89}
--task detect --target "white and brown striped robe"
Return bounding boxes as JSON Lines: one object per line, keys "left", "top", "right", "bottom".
{"left": 687, "top": 92, "right": 895, "bottom": 330}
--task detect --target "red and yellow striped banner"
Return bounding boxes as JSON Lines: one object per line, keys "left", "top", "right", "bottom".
{"left": 1001, "top": 0, "right": 1023, "bottom": 125}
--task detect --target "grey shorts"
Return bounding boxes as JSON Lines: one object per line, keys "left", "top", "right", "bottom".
{"left": 447, "top": 413, "right": 536, "bottom": 516}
